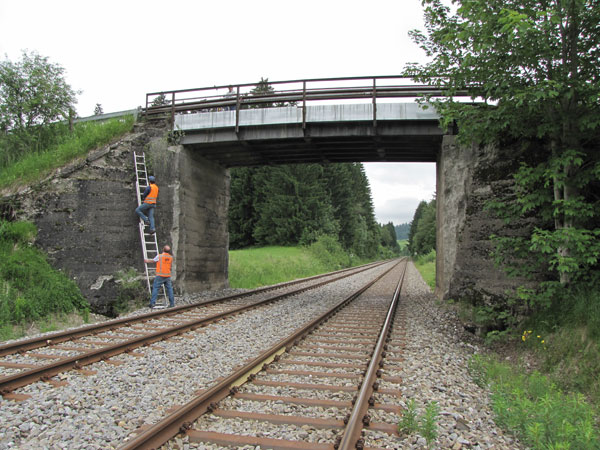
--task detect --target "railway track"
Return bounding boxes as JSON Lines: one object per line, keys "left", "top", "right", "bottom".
{"left": 120, "top": 259, "right": 408, "bottom": 450}
{"left": 0, "top": 261, "right": 388, "bottom": 395}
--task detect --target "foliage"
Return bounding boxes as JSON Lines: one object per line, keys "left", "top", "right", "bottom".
{"left": 469, "top": 354, "right": 600, "bottom": 449}
{"left": 394, "top": 222, "right": 410, "bottom": 240}
{"left": 247, "top": 77, "right": 296, "bottom": 108}
{"left": 228, "top": 163, "right": 384, "bottom": 258}
{"left": 0, "top": 221, "right": 88, "bottom": 327}
{"left": 409, "top": 198, "right": 436, "bottom": 256}
{"left": 413, "top": 250, "right": 436, "bottom": 290}
{"left": 0, "top": 50, "right": 79, "bottom": 160}
{"left": 114, "top": 268, "right": 147, "bottom": 314}
{"left": 398, "top": 399, "right": 440, "bottom": 448}
{"left": 407, "top": 0, "right": 600, "bottom": 308}
{"left": 307, "top": 235, "right": 353, "bottom": 270}
{"left": 150, "top": 93, "right": 169, "bottom": 107}
{"left": 521, "top": 280, "right": 600, "bottom": 402}
{"left": 0, "top": 115, "right": 135, "bottom": 189}
{"left": 380, "top": 221, "right": 400, "bottom": 253}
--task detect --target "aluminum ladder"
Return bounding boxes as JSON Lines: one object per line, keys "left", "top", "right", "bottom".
{"left": 133, "top": 151, "right": 167, "bottom": 308}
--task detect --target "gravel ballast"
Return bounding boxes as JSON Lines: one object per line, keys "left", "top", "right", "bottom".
{"left": 0, "top": 261, "right": 523, "bottom": 449}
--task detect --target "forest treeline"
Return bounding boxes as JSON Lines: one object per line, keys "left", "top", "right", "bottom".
{"left": 228, "top": 163, "right": 400, "bottom": 258}
{"left": 408, "top": 199, "right": 436, "bottom": 256}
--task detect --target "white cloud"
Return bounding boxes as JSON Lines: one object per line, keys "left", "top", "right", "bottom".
{"left": 364, "top": 162, "right": 436, "bottom": 225}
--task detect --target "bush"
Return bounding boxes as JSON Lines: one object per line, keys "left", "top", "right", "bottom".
{"left": 469, "top": 355, "right": 600, "bottom": 449}
{"left": 114, "top": 268, "right": 147, "bottom": 314}
{"left": 0, "top": 220, "right": 88, "bottom": 326}
{"left": 307, "top": 235, "right": 352, "bottom": 269}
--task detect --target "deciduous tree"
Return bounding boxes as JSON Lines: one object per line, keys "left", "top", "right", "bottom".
{"left": 407, "top": 0, "right": 600, "bottom": 295}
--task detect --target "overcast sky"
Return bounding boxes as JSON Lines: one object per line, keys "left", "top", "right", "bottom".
{"left": 0, "top": 0, "right": 436, "bottom": 225}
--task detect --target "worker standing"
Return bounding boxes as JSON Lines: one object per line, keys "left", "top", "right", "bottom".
{"left": 144, "top": 245, "right": 175, "bottom": 308}
{"left": 135, "top": 175, "right": 158, "bottom": 235}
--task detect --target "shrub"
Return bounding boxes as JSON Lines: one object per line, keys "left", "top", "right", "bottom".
{"left": 468, "top": 355, "right": 600, "bottom": 449}
{"left": 114, "top": 268, "right": 147, "bottom": 314}
{"left": 0, "top": 220, "right": 88, "bottom": 326}
{"left": 307, "top": 235, "right": 352, "bottom": 269}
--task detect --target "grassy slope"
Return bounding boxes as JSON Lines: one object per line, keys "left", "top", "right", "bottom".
{"left": 229, "top": 246, "right": 337, "bottom": 288}
{"left": 0, "top": 116, "right": 134, "bottom": 190}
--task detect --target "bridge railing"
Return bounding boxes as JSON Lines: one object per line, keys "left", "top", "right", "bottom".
{"left": 144, "top": 75, "right": 467, "bottom": 130}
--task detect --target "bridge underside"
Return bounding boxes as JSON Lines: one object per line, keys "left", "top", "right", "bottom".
{"left": 177, "top": 103, "right": 446, "bottom": 167}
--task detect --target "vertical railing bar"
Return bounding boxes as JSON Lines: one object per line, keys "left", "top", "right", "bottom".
{"left": 171, "top": 92, "right": 175, "bottom": 125}
{"left": 372, "top": 78, "right": 377, "bottom": 129}
{"left": 235, "top": 86, "right": 241, "bottom": 134}
{"left": 302, "top": 81, "right": 307, "bottom": 130}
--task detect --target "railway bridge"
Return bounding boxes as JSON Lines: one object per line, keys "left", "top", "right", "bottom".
{"left": 144, "top": 76, "right": 517, "bottom": 303}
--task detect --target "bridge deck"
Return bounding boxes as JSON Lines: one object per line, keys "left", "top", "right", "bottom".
{"left": 176, "top": 103, "right": 446, "bottom": 167}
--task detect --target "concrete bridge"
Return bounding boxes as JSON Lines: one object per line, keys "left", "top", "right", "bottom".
{"left": 142, "top": 76, "right": 523, "bottom": 306}
{"left": 176, "top": 103, "right": 445, "bottom": 166}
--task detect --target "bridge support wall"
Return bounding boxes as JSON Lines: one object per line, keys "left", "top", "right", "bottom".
{"left": 436, "top": 135, "right": 535, "bottom": 305}
{"left": 149, "top": 142, "right": 230, "bottom": 293}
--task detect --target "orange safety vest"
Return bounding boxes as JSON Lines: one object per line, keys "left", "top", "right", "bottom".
{"left": 144, "top": 184, "right": 159, "bottom": 204}
{"left": 156, "top": 253, "right": 173, "bottom": 277}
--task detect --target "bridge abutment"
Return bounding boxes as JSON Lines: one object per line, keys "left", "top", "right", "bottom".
{"left": 436, "top": 135, "right": 537, "bottom": 305}
{"left": 148, "top": 141, "right": 230, "bottom": 294}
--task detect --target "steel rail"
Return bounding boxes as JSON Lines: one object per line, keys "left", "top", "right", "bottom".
{"left": 0, "top": 260, "right": 385, "bottom": 358}
{"left": 0, "top": 261, "right": 389, "bottom": 394}
{"left": 338, "top": 258, "right": 408, "bottom": 450}
{"left": 117, "top": 259, "right": 403, "bottom": 450}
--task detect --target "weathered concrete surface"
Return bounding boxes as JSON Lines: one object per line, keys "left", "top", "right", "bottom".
{"left": 2, "top": 120, "right": 230, "bottom": 315}
{"left": 148, "top": 142, "right": 230, "bottom": 293}
{"left": 436, "top": 135, "right": 540, "bottom": 308}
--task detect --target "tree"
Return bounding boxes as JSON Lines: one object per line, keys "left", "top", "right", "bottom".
{"left": 409, "top": 199, "right": 436, "bottom": 256}
{"left": 380, "top": 222, "right": 400, "bottom": 253}
{"left": 94, "top": 103, "right": 103, "bottom": 115}
{"left": 150, "top": 93, "right": 169, "bottom": 107}
{"left": 408, "top": 200, "right": 428, "bottom": 255}
{"left": 0, "top": 51, "right": 78, "bottom": 133}
{"left": 395, "top": 223, "right": 411, "bottom": 240}
{"left": 407, "top": 0, "right": 600, "bottom": 293}
{"left": 252, "top": 164, "right": 338, "bottom": 246}
{"left": 247, "top": 77, "right": 296, "bottom": 108}
{"left": 0, "top": 51, "right": 78, "bottom": 157}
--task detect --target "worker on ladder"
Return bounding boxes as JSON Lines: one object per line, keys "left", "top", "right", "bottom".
{"left": 135, "top": 175, "right": 158, "bottom": 235}
{"left": 144, "top": 245, "right": 175, "bottom": 308}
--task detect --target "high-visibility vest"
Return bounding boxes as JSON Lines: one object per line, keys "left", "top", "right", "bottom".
{"left": 144, "top": 184, "right": 159, "bottom": 204}
{"left": 156, "top": 253, "right": 173, "bottom": 277}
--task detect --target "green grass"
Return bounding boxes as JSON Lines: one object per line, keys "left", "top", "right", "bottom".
{"left": 228, "top": 236, "right": 372, "bottom": 288}
{"left": 413, "top": 250, "right": 436, "bottom": 290}
{"left": 0, "top": 221, "right": 89, "bottom": 340}
{"left": 0, "top": 116, "right": 135, "bottom": 190}
{"left": 397, "top": 239, "right": 408, "bottom": 250}
{"left": 229, "top": 246, "right": 334, "bottom": 288}
{"left": 469, "top": 354, "right": 600, "bottom": 449}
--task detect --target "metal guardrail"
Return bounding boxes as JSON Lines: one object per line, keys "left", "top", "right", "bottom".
{"left": 74, "top": 108, "right": 140, "bottom": 124}
{"left": 143, "top": 75, "right": 468, "bottom": 129}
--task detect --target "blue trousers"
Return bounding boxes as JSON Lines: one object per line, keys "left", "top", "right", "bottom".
{"left": 135, "top": 203, "right": 155, "bottom": 232}
{"left": 150, "top": 276, "right": 174, "bottom": 307}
